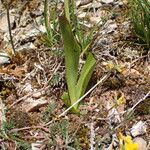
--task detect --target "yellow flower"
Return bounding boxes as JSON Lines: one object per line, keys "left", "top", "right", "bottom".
{"left": 103, "top": 61, "right": 124, "bottom": 73}
{"left": 119, "top": 133, "right": 139, "bottom": 150}
{"left": 117, "top": 93, "right": 126, "bottom": 105}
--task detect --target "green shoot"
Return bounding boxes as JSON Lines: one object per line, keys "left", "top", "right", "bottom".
{"left": 64, "top": 0, "right": 70, "bottom": 22}
{"left": 129, "top": 0, "right": 150, "bottom": 50}
{"left": 43, "top": 0, "right": 61, "bottom": 47}
{"left": 59, "top": 16, "right": 96, "bottom": 113}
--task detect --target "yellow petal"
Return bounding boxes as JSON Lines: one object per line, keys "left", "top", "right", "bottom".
{"left": 118, "top": 133, "right": 139, "bottom": 150}
{"left": 117, "top": 93, "right": 126, "bottom": 105}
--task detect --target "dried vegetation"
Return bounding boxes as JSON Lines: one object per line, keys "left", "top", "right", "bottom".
{"left": 0, "top": 0, "right": 149, "bottom": 149}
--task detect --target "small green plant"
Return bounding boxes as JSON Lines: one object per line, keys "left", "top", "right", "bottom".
{"left": 64, "top": 0, "right": 96, "bottom": 55}
{"left": 0, "top": 121, "right": 31, "bottom": 150}
{"left": 15, "top": 141, "right": 31, "bottom": 150}
{"left": 129, "top": 0, "right": 150, "bottom": 50}
{"left": 43, "top": 0, "right": 61, "bottom": 47}
{"left": 43, "top": 0, "right": 96, "bottom": 53}
{"left": 59, "top": 16, "right": 96, "bottom": 113}
{"left": 42, "top": 102, "right": 57, "bottom": 122}
{"left": 43, "top": 0, "right": 97, "bottom": 113}
{"left": 49, "top": 120, "right": 69, "bottom": 147}
{"left": 49, "top": 120, "right": 80, "bottom": 149}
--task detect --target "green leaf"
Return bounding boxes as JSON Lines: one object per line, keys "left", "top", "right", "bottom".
{"left": 76, "top": 53, "right": 96, "bottom": 98}
{"left": 61, "top": 92, "right": 70, "bottom": 107}
{"left": 59, "top": 15, "right": 81, "bottom": 110}
{"left": 59, "top": 16, "right": 96, "bottom": 113}
{"left": 129, "top": 0, "right": 150, "bottom": 49}
{"left": 61, "top": 92, "right": 79, "bottom": 113}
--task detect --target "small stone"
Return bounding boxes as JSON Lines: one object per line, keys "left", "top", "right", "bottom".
{"left": 32, "top": 91, "right": 45, "bottom": 98}
{"left": 107, "top": 23, "right": 117, "bottom": 34}
{"left": 130, "top": 121, "right": 147, "bottom": 137}
{"left": 92, "top": 2, "right": 102, "bottom": 9}
{"left": 16, "top": 42, "right": 36, "bottom": 51}
{"left": 101, "top": 0, "right": 114, "bottom": 4}
{"left": 0, "top": 13, "right": 15, "bottom": 32}
{"left": 103, "top": 20, "right": 118, "bottom": 34}
{"left": 97, "top": 38, "right": 110, "bottom": 46}
{"left": 31, "top": 142, "right": 43, "bottom": 150}
{"left": 23, "top": 83, "right": 33, "bottom": 93}
{"left": 78, "top": 12, "right": 87, "bottom": 19}
{"left": 0, "top": 53, "right": 10, "bottom": 65}
{"left": 134, "top": 137, "right": 148, "bottom": 150}
{"left": 90, "top": 16, "right": 102, "bottom": 24}
{"left": 23, "top": 97, "right": 48, "bottom": 112}
{"left": 107, "top": 105, "right": 121, "bottom": 125}
{"left": 129, "top": 69, "right": 141, "bottom": 79}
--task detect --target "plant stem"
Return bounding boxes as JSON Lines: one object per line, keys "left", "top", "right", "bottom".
{"left": 59, "top": 72, "right": 111, "bottom": 117}
{"left": 64, "top": 0, "right": 70, "bottom": 22}
{"left": 44, "top": 0, "right": 52, "bottom": 40}
{"left": 6, "top": 7, "right": 15, "bottom": 55}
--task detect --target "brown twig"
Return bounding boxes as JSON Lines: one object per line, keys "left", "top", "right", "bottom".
{"left": 130, "top": 91, "right": 150, "bottom": 111}
{"left": 9, "top": 126, "right": 49, "bottom": 133}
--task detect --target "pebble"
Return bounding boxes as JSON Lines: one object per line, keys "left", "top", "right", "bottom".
{"left": 0, "top": 53, "right": 10, "bottom": 65}
{"left": 134, "top": 137, "right": 148, "bottom": 150}
{"left": 130, "top": 121, "right": 147, "bottom": 137}
{"left": 101, "top": 0, "right": 114, "bottom": 4}
{"left": 23, "top": 97, "right": 48, "bottom": 112}
{"left": 0, "top": 13, "right": 15, "bottom": 32}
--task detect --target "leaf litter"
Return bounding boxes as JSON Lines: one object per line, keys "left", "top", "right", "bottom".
{"left": 0, "top": 0, "right": 150, "bottom": 149}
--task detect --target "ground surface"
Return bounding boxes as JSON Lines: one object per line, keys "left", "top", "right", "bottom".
{"left": 0, "top": 0, "right": 150, "bottom": 150}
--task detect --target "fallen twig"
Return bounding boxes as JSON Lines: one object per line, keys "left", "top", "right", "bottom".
{"left": 114, "top": 91, "right": 150, "bottom": 130}
{"left": 130, "top": 91, "right": 150, "bottom": 111}
{"left": 9, "top": 126, "right": 49, "bottom": 133}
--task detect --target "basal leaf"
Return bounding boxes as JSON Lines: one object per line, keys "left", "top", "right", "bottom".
{"left": 59, "top": 15, "right": 81, "bottom": 110}
{"left": 76, "top": 53, "right": 96, "bottom": 99}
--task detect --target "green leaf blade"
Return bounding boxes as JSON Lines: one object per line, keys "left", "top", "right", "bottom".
{"left": 59, "top": 16, "right": 81, "bottom": 110}
{"left": 76, "top": 53, "right": 96, "bottom": 99}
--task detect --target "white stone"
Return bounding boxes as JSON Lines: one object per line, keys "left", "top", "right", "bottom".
{"left": 0, "top": 13, "right": 15, "bottom": 32}
{"left": 32, "top": 91, "right": 45, "bottom": 98}
{"left": 23, "top": 83, "right": 33, "bottom": 93}
{"left": 0, "top": 53, "right": 10, "bottom": 65}
{"left": 16, "top": 42, "right": 36, "bottom": 51}
{"left": 101, "top": 0, "right": 114, "bottom": 4}
{"left": 130, "top": 121, "right": 147, "bottom": 137}
{"left": 23, "top": 97, "right": 48, "bottom": 112}
{"left": 134, "top": 137, "right": 148, "bottom": 150}
{"left": 107, "top": 23, "right": 117, "bottom": 34}
{"left": 31, "top": 141, "right": 43, "bottom": 150}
